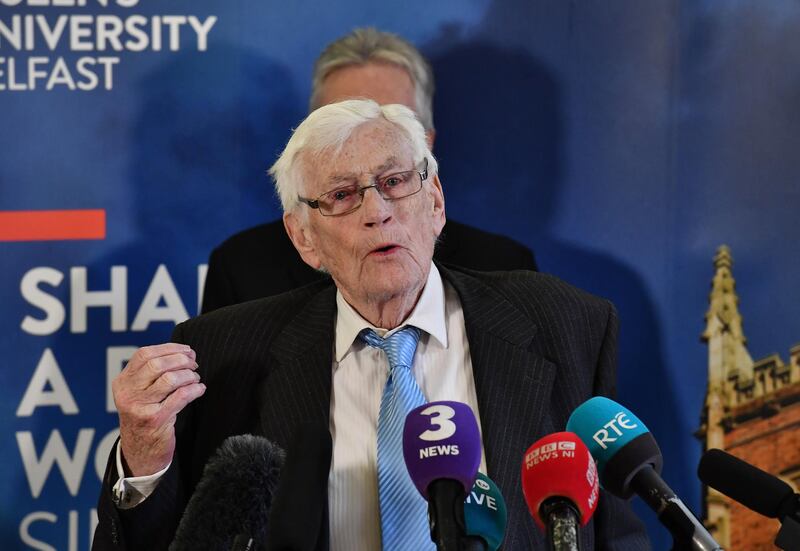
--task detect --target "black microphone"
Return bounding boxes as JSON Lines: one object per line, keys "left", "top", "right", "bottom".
{"left": 567, "top": 397, "right": 723, "bottom": 551}
{"left": 264, "top": 423, "right": 333, "bottom": 551}
{"left": 698, "top": 448, "right": 800, "bottom": 550}
{"left": 170, "top": 434, "right": 284, "bottom": 551}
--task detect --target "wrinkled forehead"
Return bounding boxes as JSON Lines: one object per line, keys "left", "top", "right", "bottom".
{"left": 300, "top": 120, "right": 416, "bottom": 193}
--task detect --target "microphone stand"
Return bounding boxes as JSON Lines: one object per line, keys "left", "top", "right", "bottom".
{"left": 460, "top": 536, "right": 488, "bottom": 551}
{"left": 540, "top": 498, "right": 580, "bottom": 551}
{"left": 428, "top": 479, "right": 468, "bottom": 551}
{"left": 629, "top": 467, "right": 722, "bottom": 551}
{"left": 775, "top": 493, "right": 800, "bottom": 551}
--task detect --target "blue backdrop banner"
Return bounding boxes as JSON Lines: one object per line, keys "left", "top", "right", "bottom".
{"left": 2, "top": 1, "right": 799, "bottom": 549}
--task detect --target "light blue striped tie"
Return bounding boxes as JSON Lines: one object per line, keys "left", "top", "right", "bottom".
{"left": 360, "top": 326, "right": 434, "bottom": 550}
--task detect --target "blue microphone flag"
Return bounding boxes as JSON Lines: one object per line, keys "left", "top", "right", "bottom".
{"left": 566, "top": 396, "right": 650, "bottom": 476}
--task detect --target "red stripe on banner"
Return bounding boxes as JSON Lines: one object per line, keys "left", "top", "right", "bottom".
{"left": 0, "top": 210, "right": 106, "bottom": 241}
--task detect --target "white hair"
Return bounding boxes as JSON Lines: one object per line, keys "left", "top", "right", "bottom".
{"left": 270, "top": 99, "right": 438, "bottom": 213}
{"left": 309, "top": 28, "right": 435, "bottom": 131}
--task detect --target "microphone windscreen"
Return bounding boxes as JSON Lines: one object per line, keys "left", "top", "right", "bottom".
{"left": 464, "top": 472, "right": 507, "bottom": 551}
{"left": 265, "top": 423, "right": 332, "bottom": 551}
{"left": 566, "top": 396, "right": 662, "bottom": 498}
{"left": 403, "top": 401, "right": 482, "bottom": 498}
{"left": 170, "top": 434, "right": 284, "bottom": 551}
{"left": 698, "top": 448, "right": 795, "bottom": 519}
{"left": 521, "top": 431, "right": 599, "bottom": 529}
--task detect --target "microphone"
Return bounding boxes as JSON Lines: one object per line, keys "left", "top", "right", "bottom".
{"left": 170, "top": 434, "right": 284, "bottom": 551}
{"left": 264, "top": 423, "right": 333, "bottom": 551}
{"left": 463, "top": 472, "right": 508, "bottom": 551}
{"left": 567, "top": 397, "right": 722, "bottom": 551}
{"left": 403, "top": 400, "right": 482, "bottom": 551}
{"left": 520, "top": 432, "right": 599, "bottom": 551}
{"left": 698, "top": 448, "right": 800, "bottom": 550}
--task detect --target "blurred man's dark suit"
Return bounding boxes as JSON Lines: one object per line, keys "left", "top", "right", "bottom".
{"left": 201, "top": 219, "right": 538, "bottom": 313}
{"left": 93, "top": 264, "right": 649, "bottom": 550}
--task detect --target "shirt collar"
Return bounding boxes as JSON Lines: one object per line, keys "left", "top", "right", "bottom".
{"left": 334, "top": 262, "right": 449, "bottom": 362}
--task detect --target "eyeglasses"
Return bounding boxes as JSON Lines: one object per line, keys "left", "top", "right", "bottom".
{"left": 297, "top": 158, "right": 429, "bottom": 217}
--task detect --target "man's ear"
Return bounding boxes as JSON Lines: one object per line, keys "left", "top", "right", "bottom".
{"left": 425, "top": 129, "right": 436, "bottom": 150}
{"left": 429, "top": 174, "right": 446, "bottom": 236}
{"left": 283, "top": 211, "right": 322, "bottom": 269}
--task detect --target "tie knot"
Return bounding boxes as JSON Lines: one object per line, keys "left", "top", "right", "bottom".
{"left": 359, "top": 326, "right": 421, "bottom": 371}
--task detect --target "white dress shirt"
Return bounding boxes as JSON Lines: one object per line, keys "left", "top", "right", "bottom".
{"left": 328, "top": 263, "right": 486, "bottom": 550}
{"left": 114, "top": 262, "right": 487, "bottom": 551}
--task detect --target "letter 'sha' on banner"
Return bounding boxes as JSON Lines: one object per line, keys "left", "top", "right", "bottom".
{"left": 7, "top": 256, "right": 208, "bottom": 548}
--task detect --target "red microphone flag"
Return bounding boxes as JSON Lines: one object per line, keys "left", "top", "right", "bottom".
{"left": 521, "top": 431, "right": 599, "bottom": 530}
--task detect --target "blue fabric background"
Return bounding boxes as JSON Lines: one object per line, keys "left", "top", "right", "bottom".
{"left": 2, "top": 1, "right": 799, "bottom": 548}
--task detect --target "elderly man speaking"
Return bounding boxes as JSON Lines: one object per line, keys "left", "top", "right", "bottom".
{"left": 93, "top": 100, "right": 649, "bottom": 550}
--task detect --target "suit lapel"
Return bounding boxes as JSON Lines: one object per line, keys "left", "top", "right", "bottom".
{"left": 440, "top": 265, "right": 557, "bottom": 514}
{"left": 256, "top": 284, "right": 337, "bottom": 449}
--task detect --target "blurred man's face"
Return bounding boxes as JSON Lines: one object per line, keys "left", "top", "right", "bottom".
{"left": 317, "top": 62, "right": 417, "bottom": 115}
{"left": 284, "top": 120, "right": 445, "bottom": 309}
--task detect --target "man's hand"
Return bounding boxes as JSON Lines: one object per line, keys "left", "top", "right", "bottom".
{"left": 113, "top": 343, "right": 206, "bottom": 477}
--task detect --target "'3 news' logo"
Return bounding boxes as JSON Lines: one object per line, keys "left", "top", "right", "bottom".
{"left": 592, "top": 411, "right": 638, "bottom": 450}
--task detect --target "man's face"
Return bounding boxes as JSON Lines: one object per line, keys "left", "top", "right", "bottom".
{"left": 316, "top": 62, "right": 416, "bottom": 113}
{"left": 284, "top": 121, "right": 445, "bottom": 308}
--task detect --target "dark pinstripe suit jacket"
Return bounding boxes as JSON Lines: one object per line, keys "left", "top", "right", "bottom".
{"left": 93, "top": 264, "right": 650, "bottom": 550}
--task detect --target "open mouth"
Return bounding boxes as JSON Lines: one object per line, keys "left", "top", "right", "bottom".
{"left": 371, "top": 244, "right": 399, "bottom": 255}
